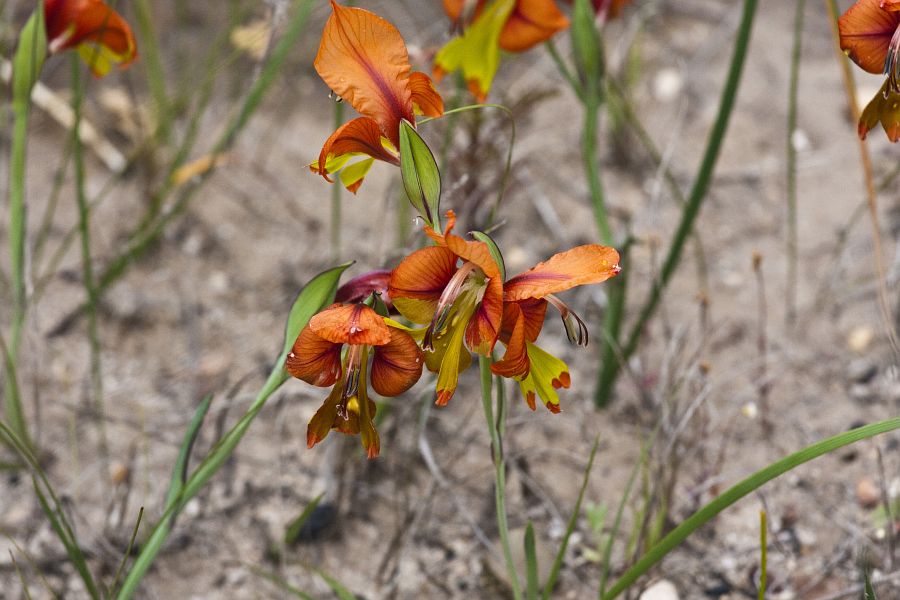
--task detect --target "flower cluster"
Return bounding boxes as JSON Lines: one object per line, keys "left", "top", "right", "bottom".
{"left": 839, "top": 0, "right": 900, "bottom": 141}
{"left": 286, "top": 2, "right": 622, "bottom": 458}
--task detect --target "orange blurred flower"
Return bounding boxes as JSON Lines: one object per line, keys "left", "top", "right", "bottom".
{"left": 839, "top": 0, "right": 900, "bottom": 141}
{"left": 286, "top": 303, "right": 423, "bottom": 458}
{"left": 44, "top": 0, "right": 137, "bottom": 77}
{"left": 435, "top": 0, "right": 569, "bottom": 101}
{"left": 311, "top": 1, "right": 444, "bottom": 193}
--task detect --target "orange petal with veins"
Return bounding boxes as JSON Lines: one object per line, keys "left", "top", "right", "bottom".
{"left": 314, "top": 1, "right": 416, "bottom": 147}
{"left": 504, "top": 245, "right": 621, "bottom": 301}
{"left": 371, "top": 328, "right": 424, "bottom": 396}
{"left": 309, "top": 304, "right": 391, "bottom": 346}
{"left": 839, "top": 0, "right": 900, "bottom": 74}
{"left": 315, "top": 117, "right": 399, "bottom": 182}
{"left": 410, "top": 72, "right": 445, "bottom": 117}
{"left": 286, "top": 325, "right": 342, "bottom": 387}
{"left": 491, "top": 303, "right": 530, "bottom": 379}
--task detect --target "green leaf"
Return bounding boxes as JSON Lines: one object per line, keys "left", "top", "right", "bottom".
{"left": 164, "top": 395, "right": 213, "bottom": 524}
{"left": 864, "top": 570, "right": 877, "bottom": 600}
{"left": 12, "top": 6, "right": 47, "bottom": 107}
{"left": 471, "top": 231, "right": 506, "bottom": 281}
{"left": 284, "top": 494, "right": 324, "bottom": 545}
{"left": 398, "top": 119, "right": 441, "bottom": 232}
{"left": 524, "top": 522, "right": 539, "bottom": 600}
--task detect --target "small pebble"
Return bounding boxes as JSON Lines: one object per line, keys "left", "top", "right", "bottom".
{"left": 640, "top": 579, "right": 679, "bottom": 600}
{"left": 653, "top": 68, "right": 683, "bottom": 103}
{"left": 847, "top": 326, "right": 875, "bottom": 353}
{"left": 856, "top": 476, "right": 881, "bottom": 509}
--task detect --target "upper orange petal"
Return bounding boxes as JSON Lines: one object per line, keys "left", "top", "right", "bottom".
{"left": 491, "top": 302, "right": 530, "bottom": 379}
{"left": 389, "top": 245, "right": 458, "bottom": 302}
{"left": 370, "top": 327, "right": 425, "bottom": 396}
{"left": 409, "top": 72, "right": 445, "bottom": 117}
{"left": 314, "top": 1, "right": 416, "bottom": 147}
{"left": 286, "top": 325, "right": 343, "bottom": 387}
{"left": 499, "top": 0, "right": 569, "bottom": 52}
{"left": 839, "top": 0, "right": 900, "bottom": 74}
{"left": 504, "top": 245, "right": 621, "bottom": 301}
{"left": 309, "top": 303, "right": 392, "bottom": 346}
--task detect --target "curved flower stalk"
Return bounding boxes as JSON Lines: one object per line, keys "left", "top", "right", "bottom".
{"left": 389, "top": 210, "right": 621, "bottom": 411}
{"left": 435, "top": 0, "right": 569, "bottom": 101}
{"left": 388, "top": 211, "right": 505, "bottom": 405}
{"left": 492, "top": 245, "right": 620, "bottom": 412}
{"left": 45, "top": 0, "right": 137, "bottom": 77}
{"left": 311, "top": 1, "right": 445, "bottom": 193}
{"left": 839, "top": 0, "right": 900, "bottom": 141}
{"left": 286, "top": 303, "right": 424, "bottom": 458}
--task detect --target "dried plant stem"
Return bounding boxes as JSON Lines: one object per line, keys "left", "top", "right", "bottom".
{"left": 479, "top": 355, "right": 522, "bottom": 600}
{"left": 596, "top": 0, "right": 759, "bottom": 406}
{"left": 71, "top": 56, "right": 109, "bottom": 473}
{"left": 824, "top": 0, "right": 900, "bottom": 361}
{"left": 785, "top": 0, "right": 805, "bottom": 328}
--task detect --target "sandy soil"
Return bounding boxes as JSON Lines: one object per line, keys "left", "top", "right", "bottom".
{"left": 2, "top": 0, "right": 900, "bottom": 598}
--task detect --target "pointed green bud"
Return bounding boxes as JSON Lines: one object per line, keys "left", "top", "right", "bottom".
{"left": 13, "top": 6, "right": 47, "bottom": 107}
{"left": 398, "top": 119, "right": 441, "bottom": 232}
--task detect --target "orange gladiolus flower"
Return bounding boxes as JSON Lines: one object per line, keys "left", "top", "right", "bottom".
{"left": 286, "top": 303, "right": 424, "bottom": 458}
{"left": 311, "top": 1, "right": 444, "bottom": 193}
{"left": 839, "top": 0, "right": 900, "bottom": 141}
{"left": 491, "top": 245, "right": 620, "bottom": 412}
{"left": 388, "top": 211, "right": 504, "bottom": 405}
{"left": 44, "top": 0, "right": 137, "bottom": 77}
{"left": 435, "top": 0, "right": 569, "bottom": 101}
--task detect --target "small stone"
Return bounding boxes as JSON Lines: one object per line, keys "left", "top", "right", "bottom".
{"left": 849, "top": 383, "right": 878, "bottom": 404}
{"left": 847, "top": 358, "right": 878, "bottom": 384}
{"left": 653, "top": 69, "right": 683, "bottom": 103}
{"left": 640, "top": 579, "right": 680, "bottom": 600}
{"left": 741, "top": 402, "right": 759, "bottom": 419}
{"left": 848, "top": 326, "right": 875, "bottom": 353}
{"left": 857, "top": 476, "right": 881, "bottom": 509}
{"left": 109, "top": 462, "right": 129, "bottom": 485}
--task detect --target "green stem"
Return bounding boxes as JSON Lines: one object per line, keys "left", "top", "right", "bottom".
{"left": 582, "top": 95, "right": 614, "bottom": 246}
{"left": 479, "top": 355, "right": 522, "bottom": 600}
{"left": 596, "top": 0, "right": 759, "bottom": 406}
{"left": 6, "top": 75, "right": 32, "bottom": 451}
{"left": 601, "top": 417, "right": 900, "bottom": 599}
{"left": 71, "top": 57, "right": 108, "bottom": 470}
{"left": 785, "top": 0, "right": 805, "bottom": 327}
{"left": 331, "top": 99, "right": 344, "bottom": 261}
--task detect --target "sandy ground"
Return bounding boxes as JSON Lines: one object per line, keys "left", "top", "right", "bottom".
{"left": 2, "top": 0, "right": 900, "bottom": 598}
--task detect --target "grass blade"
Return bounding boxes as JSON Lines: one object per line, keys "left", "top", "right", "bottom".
{"left": 601, "top": 417, "right": 900, "bottom": 599}
{"left": 108, "top": 507, "right": 145, "bottom": 598}
{"left": 525, "top": 522, "right": 539, "bottom": 600}
{"left": 284, "top": 494, "right": 325, "bottom": 545}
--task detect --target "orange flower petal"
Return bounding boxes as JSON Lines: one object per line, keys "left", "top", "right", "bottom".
{"left": 465, "top": 276, "right": 503, "bottom": 355}
{"left": 504, "top": 245, "right": 621, "bottom": 301}
{"left": 884, "top": 0, "right": 900, "bottom": 10}
{"left": 371, "top": 327, "right": 424, "bottom": 396}
{"left": 498, "top": 0, "right": 569, "bottom": 52}
{"left": 314, "top": 1, "right": 416, "bottom": 147}
{"left": 286, "top": 325, "right": 343, "bottom": 387}
{"left": 859, "top": 79, "right": 900, "bottom": 141}
{"left": 409, "top": 72, "right": 445, "bottom": 117}
{"left": 389, "top": 246, "right": 459, "bottom": 323}
{"left": 45, "top": 0, "right": 137, "bottom": 76}
{"left": 839, "top": 0, "right": 900, "bottom": 74}
{"left": 502, "top": 298, "right": 548, "bottom": 343}
{"left": 427, "top": 211, "right": 502, "bottom": 279}
{"left": 491, "top": 303, "right": 530, "bottom": 379}
{"left": 309, "top": 303, "right": 391, "bottom": 346}
{"left": 307, "top": 383, "right": 343, "bottom": 448}
{"left": 315, "top": 117, "right": 400, "bottom": 181}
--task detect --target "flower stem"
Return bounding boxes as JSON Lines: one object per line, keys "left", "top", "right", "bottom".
{"left": 785, "top": 0, "right": 806, "bottom": 328}
{"left": 479, "top": 355, "right": 522, "bottom": 600}
{"left": 596, "top": 0, "right": 759, "bottom": 406}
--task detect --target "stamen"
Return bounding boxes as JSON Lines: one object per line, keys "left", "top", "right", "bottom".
{"left": 546, "top": 294, "right": 589, "bottom": 347}
{"left": 339, "top": 344, "right": 365, "bottom": 419}
{"left": 885, "top": 25, "right": 900, "bottom": 95}
{"left": 328, "top": 90, "right": 344, "bottom": 103}
{"left": 423, "top": 261, "right": 479, "bottom": 351}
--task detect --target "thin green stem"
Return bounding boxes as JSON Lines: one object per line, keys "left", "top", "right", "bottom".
{"left": 582, "top": 95, "right": 614, "bottom": 246}
{"left": 785, "top": 0, "right": 805, "bottom": 327}
{"left": 597, "top": 0, "right": 759, "bottom": 406}
{"left": 71, "top": 56, "right": 108, "bottom": 472}
{"left": 545, "top": 39, "right": 583, "bottom": 101}
{"left": 758, "top": 510, "right": 767, "bottom": 599}
{"left": 479, "top": 355, "right": 522, "bottom": 600}
{"left": 602, "top": 417, "right": 900, "bottom": 599}
{"left": 331, "top": 99, "right": 344, "bottom": 261}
